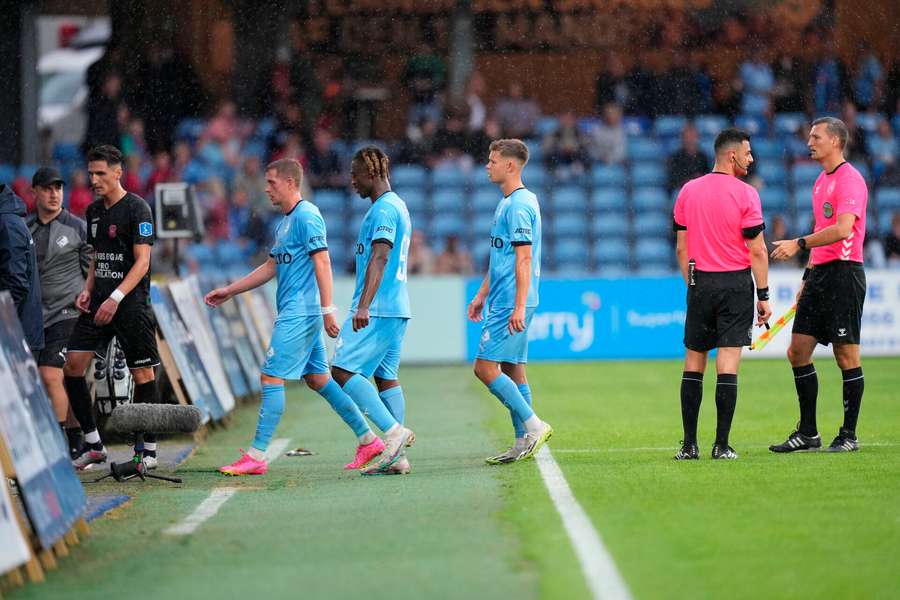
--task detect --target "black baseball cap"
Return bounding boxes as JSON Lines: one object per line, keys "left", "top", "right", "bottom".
{"left": 32, "top": 167, "right": 65, "bottom": 187}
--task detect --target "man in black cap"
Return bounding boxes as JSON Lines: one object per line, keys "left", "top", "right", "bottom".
{"left": 26, "top": 167, "right": 91, "bottom": 437}
{"left": 0, "top": 179, "right": 43, "bottom": 353}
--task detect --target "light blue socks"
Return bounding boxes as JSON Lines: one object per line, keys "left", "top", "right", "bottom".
{"left": 379, "top": 386, "right": 405, "bottom": 424}
{"left": 343, "top": 374, "right": 398, "bottom": 433}
{"left": 488, "top": 375, "right": 535, "bottom": 425}
{"left": 252, "top": 384, "right": 285, "bottom": 452}
{"left": 512, "top": 383, "right": 533, "bottom": 438}
{"left": 317, "top": 379, "right": 371, "bottom": 438}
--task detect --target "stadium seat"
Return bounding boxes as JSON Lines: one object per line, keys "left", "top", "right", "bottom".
{"left": 591, "top": 238, "right": 629, "bottom": 265}
{"left": 632, "top": 187, "right": 669, "bottom": 212}
{"left": 751, "top": 138, "right": 783, "bottom": 160}
{"left": 553, "top": 239, "right": 590, "bottom": 272}
{"left": 409, "top": 208, "right": 429, "bottom": 229}
{"left": 392, "top": 165, "right": 428, "bottom": 188}
{"left": 52, "top": 143, "right": 82, "bottom": 164}
{"left": 174, "top": 118, "right": 205, "bottom": 142}
{"left": 590, "top": 188, "right": 628, "bottom": 212}
{"left": 469, "top": 216, "right": 493, "bottom": 242}
{"left": 634, "top": 238, "right": 673, "bottom": 263}
{"left": 893, "top": 115, "right": 900, "bottom": 137}
{"left": 590, "top": 164, "right": 627, "bottom": 187}
{"left": 577, "top": 117, "right": 600, "bottom": 135}
{"left": 254, "top": 117, "right": 277, "bottom": 140}
{"left": 877, "top": 187, "right": 900, "bottom": 210}
{"left": 432, "top": 188, "right": 466, "bottom": 214}
{"left": 537, "top": 116, "right": 560, "bottom": 136}
{"left": 522, "top": 165, "right": 547, "bottom": 188}
{"left": 654, "top": 115, "right": 687, "bottom": 138}
{"left": 774, "top": 113, "right": 806, "bottom": 136}
{"left": 794, "top": 186, "right": 814, "bottom": 213}
{"left": 591, "top": 213, "right": 629, "bottom": 237}
{"left": 471, "top": 187, "right": 498, "bottom": 214}
{"left": 17, "top": 164, "right": 38, "bottom": 180}
{"left": 432, "top": 165, "right": 469, "bottom": 187}
{"left": 635, "top": 262, "right": 675, "bottom": 276}
{"left": 551, "top": 213, "right": 589, "bottom": 237}
{"left": 0, "top": 163, "right": 14, "bottom": 183}
{"left": 852, "top": 162, "right": 871, "bottom": 182}
{"left": 396, "top": 186, "right": 427, "bottom": 211}
{"left": 551, "top": 185, "right": 589, "bottom": 213}
{"left": 627, "top": 138, "right": 664, "bottom": 161}
{"left": 695, "top": 114, "right": 729, "bottom": 137}
{"left": 756, "top": 161, "right": 788, "bottom": 185}
{"left": 791, "top": 163, "right": 821, "bottom": 186}
{"left": 633, "top": 213, "right": 671, "bottom": 236}
{"left": 735, "top": 114, "right": 768, "bottom": 137}
{"left": 630, "top": 163, "right": 666, "bottom": 187}
{"left": 595, "top": 264, "right": 631, "bottom": 278}
{"left": 856, "top": 112, "right": 880, "bottom": 133}
{"left": 321, "top": 210, "right": 347, "bottom": 237}
{"left": 622, "top": 116, "right": 650, "bottom": 136}
{"left": 313, "top": 189, "right": 346, "bottom": 212}
{"left": 430, "top": 214, "right": 466, "bottom": 240}
{"left": 760, "top": 187, "right": 789, "bottom": 213}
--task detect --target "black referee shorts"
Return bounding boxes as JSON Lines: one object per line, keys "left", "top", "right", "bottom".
{"left": 67, "top": 303, "right": 160, "bottom": 369}
{"left": 684, "top": 269, "right": 754, "bottom": 352}
{"left": 793, "top": 260, "right": 866, "bottom": 346}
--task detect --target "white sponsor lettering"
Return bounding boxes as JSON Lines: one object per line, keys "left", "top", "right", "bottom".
{"left": 625, "top": 310, "right": 686, "bottom": 328}
{"left": 529, "top": 311, "right": 595, "bottom": 352}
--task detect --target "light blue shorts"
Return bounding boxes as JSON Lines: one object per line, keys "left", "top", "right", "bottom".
{"left": 332, "top": 317, "right": 408, "bottom": 380}
{"left": 476, "top": 307, "right": 536, "bottom": 364}
{"left": 261, "top": 314, "right": 329, "bottom": 380}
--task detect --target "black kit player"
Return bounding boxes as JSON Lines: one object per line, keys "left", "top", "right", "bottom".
{"left": 769, "top": 117, "right": 869, "bottom": 453}
{"left": 65, "top": 145, "right": 163, "bottom": 470}
{"left": 672, "top": 128, "right": 772, "bottom": 460}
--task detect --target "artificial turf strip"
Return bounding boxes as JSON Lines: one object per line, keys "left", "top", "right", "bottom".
{"left": 486, "top": 358, "right": 900, "bottom": 600}
{"left": 11, "top": 367, "right": 535, "bottom": 600}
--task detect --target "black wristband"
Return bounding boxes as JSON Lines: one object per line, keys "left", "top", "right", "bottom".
{"left": 757, "top": 287, "right": 770, "bottom": 301}
{"left": 802, "top": 268, "right": 811, "bottom": 281}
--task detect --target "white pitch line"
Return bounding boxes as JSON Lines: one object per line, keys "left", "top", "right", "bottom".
{"left": 535, "top": 446, "right": 633, "bottom": 600}
{"left": 163, "top": 437, "right": 291, "bottom": 537}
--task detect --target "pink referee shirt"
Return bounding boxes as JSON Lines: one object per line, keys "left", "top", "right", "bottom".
{"left": 809, "top": 162, "right": 868, "bottom": 265}
{"left": 673, "top": 173, "right": 764, "bottom": 272}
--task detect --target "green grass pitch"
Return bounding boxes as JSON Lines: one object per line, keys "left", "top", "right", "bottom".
{"left": 14, "top": 358, "right": 899, "bottom": 599}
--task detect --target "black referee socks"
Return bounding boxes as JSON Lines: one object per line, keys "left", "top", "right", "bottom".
{"left": 792, "top": 364, "right": 818, "bottom": 436}
{"left": 715, "top": 374, "right": 738, "bottom": 447}
{"left": 841, "top": 367, "right": 864, "bottom": 435}
{"left": 680, "top": 371, "right": 703, "bottom": 444}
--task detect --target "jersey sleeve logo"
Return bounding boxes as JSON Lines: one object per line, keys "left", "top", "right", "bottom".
{"left": 139, "top": 222, "right": 153, "bottom": 236}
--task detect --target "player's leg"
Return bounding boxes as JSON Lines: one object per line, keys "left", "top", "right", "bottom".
{"left": 828, "top": 343, "right": 863, "bottom": 452}
{"left": 37, "top": 320, "right": 77, "bottom": 427}
{"left": 39, "top": 366, "right": 69, "bottom": 424}
{"left": 500, "top": 362, "right": 529, "bottom": 439}
{"left": 675, "top": 349, "right": 707, "bottom": 460}
{"left": 769, "top": 332, "right": 821, "bottom": 452}
{"left": 64, "top": 314, "right": 111, "bottom": 469}
{"left": 711, "top": 347, "right": 741, "bottom": 459}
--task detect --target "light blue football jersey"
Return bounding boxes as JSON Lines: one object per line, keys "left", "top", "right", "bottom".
{"left": 269, "top": 200, "right": 328, "bottom": 317}
{"left": 486, "top": 187, "right": 541, "bottom": 309}
{"left": 349, "top": 191, "right": 412, "bottom": 318}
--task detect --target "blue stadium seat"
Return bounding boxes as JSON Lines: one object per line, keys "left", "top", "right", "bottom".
{"left": 856, "top": 112, "right": 880, "bottom": 133}
{"left": 522, "top": 164, "right": 547, "bottom": 188}
{"left": 470, "top": 217, "right": 493, "bottom": 241}
{"left": 591, "top": 213, "right": 629, "bottom": 237}
{"left": 17, "top": 164, "right": 38, "bottom": 180}
{"left": 591, "top": 188, "right": 628, "bottom": 212}
{"left": 735, "top": 114, "right": 768, "bottom": 137}
{"left": 590, "top": 164, "right": 627, "bottom": 186}
{"left": 893, "top": 115, "right": 900, "bottom": 137}
{"left": 52, "top": 143, "right": 82, "bottom": 164}
{"left": 577, "top": 117, "right": 600, "bottom": 135}
{"left": 537, "top": 116, "right": 560, "bottom": 136}
{"left": 432, "top": 188, "right": 466, "bottom": 213}
{"left": 526, "top": 142, "right": 543, "bottom": 164}
{"left": 392, "top": 165, "right": 427, "bottom": 187}
{"left": 654, "top": 116, "right": 687, "bottom": 138}
{"left": 634, "top": 238, "right": 673, "bottom": 263}
{"left": 409, "top": 207, "right": 429, "bottom": 227}
{"left": 551, "top": 213, "right": 588, "bottom": 237}
{"left": 430, "top": 214, "right": 466, "bottom": 240}
{"left": 622, "top": 116, "right": 650, "bottom": 136}
{"left": 756, "top": 161, "right": 788, "bottom": 185}
{"left": 471, "top": 187, "right": 498, "bottom": 214}
{"left": 794, "top": 186, "right": 814, "bottom": 213}
{"left": 774, "top": 113, "right": 806, "bottom": 136}
{"left": 752, "top": 138, "right": 783, "bottom": 160}
{"left": 630, "top": 163, "right": 666, "bottom": 187}
{"left": 313, "top": 189, "right": 346, "bottom": 212}
{"left": 396, "top": 186, "right": 427, "bottom": 211}
{"left": 699, "top": 135, "right": 717, "bottom": 156}
{"left": 432, "top": 165, "right": 469, "bottom": 187}
{"left": 596, "top": 264, "right": 632, "bottom": 278}
{"left": 553, "top": 239, "right": 590, "bottom": 272}
{"left": 791, "top": 163, "right": 821, "bottom": 186}
{"left": 632, "top": 187, "right": 669, "bottom": 212}
{"left": 552, "top": 185, "right": 588, "bottom": 213}
{"left": 695, "top": 115, "right": 729, "bottom": 137}
{"left": 174, "top": 118, "right": 205, "bottom": 142}
{"left": 627, "top": 138, "right": 664, "bottom": 161}
{"left": 633, "top": 213, "right": 671, "bottom": 236}
{"left": 591, "top": 238, "right": 629, "bottom": 265}
{"left": 0, "top": 164, "right": 14, "bottom": 183}
{"left": 635, "top": 263, "right": 675, "bottom": 276}
{"left": 760, "top": 187, "right": 789, "bottom": 212}
{"left": 852, "top": 162, "right": 871, "bottom": 182}
{"left": 254, "top": 117, "right": 277, "bottom": 140}
{"left": 877, "top": 187, "right": 900, "bottom": 211}
{"left": 321, "top": 211, "right": 347, "bottom": 238}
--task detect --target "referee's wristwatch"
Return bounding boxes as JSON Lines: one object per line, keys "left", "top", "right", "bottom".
{"left": 796, "top": 237, "right": 807, "bottom": 250}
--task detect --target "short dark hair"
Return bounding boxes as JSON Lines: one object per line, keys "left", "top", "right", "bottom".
{"left": 87, "top": 145, "right": 123, "bottom": 166}
{"left": 489, "top": 138, "right": 529, "bottom": 165}
{"left": 714, "top": 128, "right": 750, "bottom": 154}
{"left": 812, "top": 116, "right": 849, "bottom": 149}
{"left": 266, "top": 158, "right": 304, "bottom": 187}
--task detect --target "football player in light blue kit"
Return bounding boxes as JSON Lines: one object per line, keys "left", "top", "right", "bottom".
{"left": 205, "top": 159, "right": 385, "bottom": 476}
{"left": 331, "top": 146, "right": 415, "bottom": 476}
{"left": 468, "top": 139, "right": 553, "bottom": 465}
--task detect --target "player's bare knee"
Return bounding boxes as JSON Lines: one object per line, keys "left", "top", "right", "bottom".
{"left": 131, "top": 367, "right": 155, "bottom": 385}
{"left": 330, "top": 366, "right": 352, "bottom": 387}
{"left": 260, "top": 373, "right": 283, "bottom": 386}
{"left": 303, "top": 373, "right": 329, "bottom": 391}
{"left": 786, "top": 344, "right": 808, "bottom": 367}
{"left": 374, "top": 376, "right": 399, "bottom": 392}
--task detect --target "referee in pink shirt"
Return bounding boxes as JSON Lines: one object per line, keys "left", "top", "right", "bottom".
{"left": 672, "top": 128, "right": 772, "bottom": 460}
{"left": 769, "top": 117, "right": 868, "bottom": 453}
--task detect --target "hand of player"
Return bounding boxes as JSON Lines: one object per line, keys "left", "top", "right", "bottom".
{"left": 75, "top": 289, "right": 91, "bottom": 313}
{"left": 770, "top": 239, "right": 800, "bottom": 261}
{"left": 204, "top": 287, "right": 231, "bottom": 307}
{"left": 323, "top": 312, "right": 340, "bottom": 338}
{"left": 508, "top": 305, "right": 527, "bottom": 334}
{"left": 467, "top": 295, "right": 485, "bottom": 322}
{"left": 756, "top": 300, "right": 772, "bottom": 327}
{"left": 94, "top": 297, "right": 119, "bottom": 326}
{"left": 352, "top": 307, "right": 370, "bottom": 332}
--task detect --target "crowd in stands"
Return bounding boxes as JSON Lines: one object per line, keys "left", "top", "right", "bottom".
{"left": 7, "top": 28, "right": 900, "bottom": 276}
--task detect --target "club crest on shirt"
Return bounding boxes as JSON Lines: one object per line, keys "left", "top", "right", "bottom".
{"left": 823, "top": 202, "right": 833, "bottom": 218}
{"left": 108, "top": 224, "right": 117, "bottom": 238}
{"left": 55, "top": 235, "right": 69, "bottom": 248}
